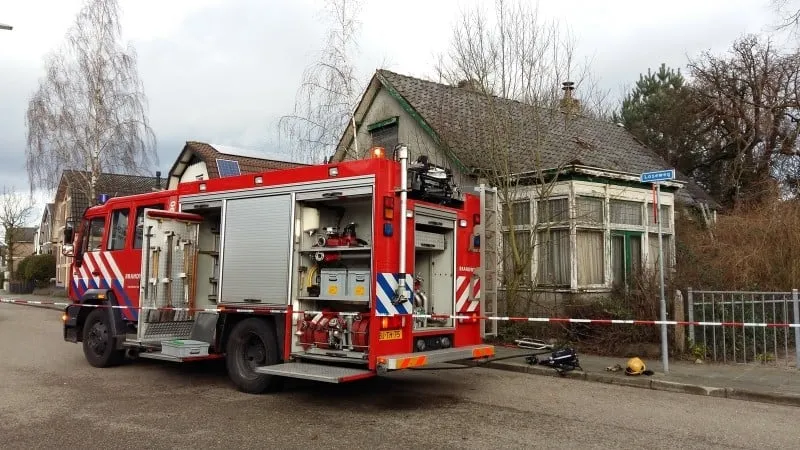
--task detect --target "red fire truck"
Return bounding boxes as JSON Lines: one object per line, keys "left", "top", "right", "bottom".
{"left": 60, "top": 144, "right": 495, "bottom": 393}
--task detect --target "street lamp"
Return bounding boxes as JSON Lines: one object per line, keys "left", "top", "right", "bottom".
{"left": 0, "top": 23, "right": 12, "bottom": 31}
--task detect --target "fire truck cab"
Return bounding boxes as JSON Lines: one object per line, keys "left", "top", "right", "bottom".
{"left": 61, "top": 144, "right": 495, "bottom": 393}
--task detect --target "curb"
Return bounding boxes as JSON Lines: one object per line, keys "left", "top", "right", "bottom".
{"left": 468, "top": 359, "right": 800, "bottom": 408}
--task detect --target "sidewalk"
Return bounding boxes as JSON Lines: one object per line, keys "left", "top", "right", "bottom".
{"left": 464, "top": 345, "right": 800, "bottom": 407}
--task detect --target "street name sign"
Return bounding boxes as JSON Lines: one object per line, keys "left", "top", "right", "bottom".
{"left": 640, "top": 169, "right": 675, "bottom": 183}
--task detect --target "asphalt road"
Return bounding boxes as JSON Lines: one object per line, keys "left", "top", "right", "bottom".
{"left": 2, "top": 303, "right": 799, "bottom": 450}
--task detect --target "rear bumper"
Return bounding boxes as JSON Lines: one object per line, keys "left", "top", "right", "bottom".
{"left": 377, "top": 344, "right": 494, "bottom": 371}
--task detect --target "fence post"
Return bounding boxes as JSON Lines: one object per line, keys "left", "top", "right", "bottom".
{"left": 673, "top": 289, "right": 685, "bottom": 354}
{"left": 687, "top": 287, "right": 694, "bottom": 347}
{"left": 793, "top": 289, "right": 800, "bottom": 369}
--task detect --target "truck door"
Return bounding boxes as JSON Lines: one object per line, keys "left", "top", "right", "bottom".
{"left": 71, "top": 212, "right": 138, "bottom": 317}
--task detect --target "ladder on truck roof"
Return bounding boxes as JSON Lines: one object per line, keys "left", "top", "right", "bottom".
{"left": 476, "top": 184, "right": 499, "bottom": 338}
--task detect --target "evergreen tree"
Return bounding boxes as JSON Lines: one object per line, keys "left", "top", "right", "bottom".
{"left": 614, "top": 64, "right": 702, "bottom": 178}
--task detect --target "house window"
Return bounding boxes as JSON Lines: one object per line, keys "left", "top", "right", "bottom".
{"left": 577, "top": 230, "right": 604, "bottom": 285}
{"left": 537, "top": 229, "right": 570, "bottom": 286}
{"left": 107, "top": 209, "right": 129, "bottom": 251}
{"left": 502, "top": 200, "right": 530, "bottom": 227}
{"left": 648, "top": 233, "right": 672, "bottom": 268}
{"left": 502, "top": 230, "right": 532, "bottom": 286}
{"left": 574, "top": 196, "right": 605, "bottom": 285}
{"left": 537, "top": 198, "right": 569, "bottom": 223}
{"left": 646, "top": 203, "right": 671, "bottom": 230}
{"left": 610, "top": 199, "right": 642, "bottom": 225}
{"left": 575, "top": 196, "right": 603, "bottom": 224}
{"left": 368, "top": 117, "right": 398, "bottom": 150}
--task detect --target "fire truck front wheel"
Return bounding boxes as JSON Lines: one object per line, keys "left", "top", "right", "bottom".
{"left": 82, "top": 309, "right": 125, "bottom": 368}
{"left": 225, "top": 317, "right": 282, "bottom": 394}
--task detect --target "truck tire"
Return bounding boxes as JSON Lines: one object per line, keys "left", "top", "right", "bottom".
{"left": 82, "top": 308, "right": 125, "bottom": 367}
{"left": 225, "top": 317, "right": 282, "bottom": 394}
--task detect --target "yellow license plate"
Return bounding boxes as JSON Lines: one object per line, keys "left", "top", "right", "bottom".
{"left": 379, "top": 329, "right": 402, "bottom": 341}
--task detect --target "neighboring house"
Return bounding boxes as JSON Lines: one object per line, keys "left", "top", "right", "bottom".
{"left": 167, "top": 141, "right": 305, "bottom": 189}
{"left": 52, "top": 170, "right": 165, "bottom": 288}
{"left": 4, "top": 226, "right": 37, "bottom": 275}
{"left": 333, "top": 69, "right": 720, "bottom": 304}
{"left": 35, "top": 203, "right": 55, "bottom": 255}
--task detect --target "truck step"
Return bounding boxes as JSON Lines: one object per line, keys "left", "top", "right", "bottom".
{"left": 255, "top": 362, "right": 374, "bottom": 383}
{"left": 137, "top": 351, "right": 223, "bottom": 363}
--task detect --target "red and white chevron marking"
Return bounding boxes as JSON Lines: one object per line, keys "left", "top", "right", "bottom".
{"left": 456, "top": 275, "right": 480, "bottom": 313}
{"left": 74, "top": 251, "right": 124, "bottom": 290}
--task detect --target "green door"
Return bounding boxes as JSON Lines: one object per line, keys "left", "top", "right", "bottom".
{"left": 611, "top": 231, "right": 642, "bottom": 289}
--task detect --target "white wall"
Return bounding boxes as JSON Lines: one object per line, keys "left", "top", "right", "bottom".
{"left": 180, "top": 161, "right": 208, "bottom": 184}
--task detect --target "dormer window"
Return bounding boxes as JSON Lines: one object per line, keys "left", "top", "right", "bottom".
{"left": 367, "top": 117, "right": 398, "bottom": 151}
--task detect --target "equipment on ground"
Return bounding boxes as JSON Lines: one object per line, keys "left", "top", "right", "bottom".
{"left": 515, "top": 338, "right": 582, "bottom": 375}
{"left": 59, "top": 143, "right": 497, "bottom": 394}
{"left": 624, "top": 357, "right": 654, "bottom": 376}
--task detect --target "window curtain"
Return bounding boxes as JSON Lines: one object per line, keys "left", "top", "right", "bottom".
{"left": 537, "top": 229, "right": 570, "bottom": 285}
{"left": 577, "top": 230, "right": 604, "bottom": 285}
{"left": 648, "top": 233, "right": 672, "bottom": 268}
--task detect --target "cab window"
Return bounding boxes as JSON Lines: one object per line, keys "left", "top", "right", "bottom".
{"left": 86, "top": 218, "right": 106, "bottom": 252}
{"left": 134, "top": 204, "right": 164, "bottom": 249}
{"left": 108, "top": 208, "right": 130, "bottom": 251}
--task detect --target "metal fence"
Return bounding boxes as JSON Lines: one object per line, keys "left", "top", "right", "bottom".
{"left": 687, "top": 289, "right": 800, "bottom": 368}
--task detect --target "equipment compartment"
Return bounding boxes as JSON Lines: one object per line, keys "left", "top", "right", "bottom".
{"left": 412, "top": 210, "right": 456, "bottom": 330}
{"left": 290, "top": 186, "right": 374, "bottom": 359}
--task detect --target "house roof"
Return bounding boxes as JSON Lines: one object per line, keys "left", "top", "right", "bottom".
{"left": 337, "top": 69, "right": 720, "bottom": 209}
{"left": 7, "top": 226, "right": 37, "bottom": 243}
{"left": 56, "top": 170, "right": 165, "bottom": 220}
{"left": 168, "top": 141, "right": 306, "bottom": 186}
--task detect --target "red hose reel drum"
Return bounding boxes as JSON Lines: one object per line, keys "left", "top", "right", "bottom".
{"left": 313, "top": 311, "right": 339, "bottom": 349}
{"left": 351, "top": 315, "right": 369, "bottom": 352}
{"left": 296, "top": 313, "right": 320, "bottom": 350}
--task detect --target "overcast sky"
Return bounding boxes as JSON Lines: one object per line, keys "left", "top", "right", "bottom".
{"left": 0, "top": 0, "right": 789, "bottom": 224}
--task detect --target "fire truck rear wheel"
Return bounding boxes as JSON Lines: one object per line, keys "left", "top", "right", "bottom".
{"left": 82, "top": 308, "right": 125, "bottom": 368}
{"left": 225, "top": 317, "right": 282, "bottom": 394}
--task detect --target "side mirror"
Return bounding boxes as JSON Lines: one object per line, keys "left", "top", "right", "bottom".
{"left": 61, "top": 244, "right": 74, "bottom": 258}
{"left": 63, "top": 227, "right": 74, "bottom": 244}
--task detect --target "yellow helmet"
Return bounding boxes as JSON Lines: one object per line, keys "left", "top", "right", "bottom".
{"left": 625, "top": 357, "right": 646, "bottom": 376}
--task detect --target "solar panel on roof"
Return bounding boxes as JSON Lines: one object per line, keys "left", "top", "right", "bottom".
{"left": 216, "top": 159, "right": 241, "bottom": 177}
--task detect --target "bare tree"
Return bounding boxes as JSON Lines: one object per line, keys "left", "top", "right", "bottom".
{"left": 434, "top": 0, "right": 610, "bottom": 118}
{"left": 770, "top": 0, "right": 800, "bottom": 34}
{"left": 25, "top": 0, "right": 157, "bottom": 204}
{"left": 433, "top": 0, "right": 608, "bottom": 316}
{"left": 0, "top": 186, "right": 35, "bottom": 280}
{"left": 687, "top": 34, "right": 800, "bottom": 206}
{"left": 279, "top": 0, "right": 364, "bottom": 164}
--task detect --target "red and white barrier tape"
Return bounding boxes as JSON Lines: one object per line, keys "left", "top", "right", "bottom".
{"left": 3, "top": 297, "right": 800, "bottom": 328}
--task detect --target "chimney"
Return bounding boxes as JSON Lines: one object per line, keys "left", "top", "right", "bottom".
{"left": 560, "top": 81, "right": 580, "bottom": 113}
{"left": 457, "top": 78, "right": 483, "bottom": 93}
